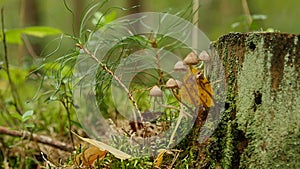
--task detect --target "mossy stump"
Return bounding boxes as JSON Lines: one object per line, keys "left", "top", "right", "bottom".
{"left": 206, "top": 32, "right": 300, "bottom": 169}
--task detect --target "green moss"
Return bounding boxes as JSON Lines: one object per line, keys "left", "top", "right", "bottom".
{"left": 236, "top": 33, "right": 300, "bottom": 168}
{"left": 221, "top": 121, "right": 234, "bottom": 169}
{"left": 211, "top": 33, "right": 300, "bottom": 169}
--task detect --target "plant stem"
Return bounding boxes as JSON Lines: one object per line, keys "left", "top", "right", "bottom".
{"left": 192, "top": 0, "right": 199, "bottom": 51}
{"left": 1, "top": 8, "right": 23, "bottom": 115}
{"left": 79, "top": 45, "right": 144, "bottom": 122}
{"left": 61, "top": 91, "right": 75, "bottom": 150}
{"left": 242, "top": 0, "right": 252, "bottom": 27}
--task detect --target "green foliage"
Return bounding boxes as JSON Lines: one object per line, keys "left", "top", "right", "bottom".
{"left": 96, "top": 154, "right": 153, "bottom": 169}
{"left": 231, "top": 14, "right": 268, "bottom": 31}
{"left": 1, "top": 26, "right": 62, "bottom": 44}
{"left": 11, "top": 110, "right": 33, "bottom": 122}
{"left": 92, "top": 11, "right": 117, "bottom": 29}
{"left": 221, "top": 121, "right": 234, "bottom": 169}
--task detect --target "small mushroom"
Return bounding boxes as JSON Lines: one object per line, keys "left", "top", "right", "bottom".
{"left": 149, "top": 85, "right": 163, "bottom": 115}
{"left": 165, "top": 78, "right": 179, "bottom": 89}
{"left": 149, "top": 85, "right": 163, "bottom": 97}
{"left": 198, "top": 50, "right": 210, "bottom": 61}
{"left": 175, "top": 80, "right": 183, "bottom": 89}
{"left": 174, "top": 61, "right": 187, "bottom": 71}
{"left": 183, "top": 52, "right": 199, "bottom": 65}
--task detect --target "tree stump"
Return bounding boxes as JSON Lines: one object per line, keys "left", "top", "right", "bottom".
{"left": 211, "top": 32, "right": 300, "bottom": 168}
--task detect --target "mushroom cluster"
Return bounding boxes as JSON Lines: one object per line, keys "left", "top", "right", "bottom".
{"left": 165, "top": 50, "right": 210, "bottom": 97}
{"left": 183, "top": 50, "right": 210, "bottom": 69}
{"left": 148, "top": 50, "right": 210, "bottom": 114}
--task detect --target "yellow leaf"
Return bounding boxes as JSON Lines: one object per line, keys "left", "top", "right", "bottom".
{"left": 179, "top": 67, "right": 214, "bottom": 108}
{"left": 196, "top": 73, "right": 214, "bottom": 107}
{"left": 76, "top": 146, "right": 107, "bottom": 166}
{"left": 154, "top": 149, "right": 167, "bottom": 168}
{"left": 73, "top": 132, "right": 131, "bottom": 160}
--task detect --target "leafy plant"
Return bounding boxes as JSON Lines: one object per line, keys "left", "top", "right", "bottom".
{"left": 1, "top": 26, "right": 62, "bottom": 44}
{"left": 231, "top": 14, "right": 268, "bottom": 31}
{"left": 10, "top": 110, "right": 35, "bottom": 129}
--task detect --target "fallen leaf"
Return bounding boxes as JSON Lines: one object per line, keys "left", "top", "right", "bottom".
{"left": 179, "top": 67, "right": 214, "bottom": 108}
{"left": 72, "top": 132, "right": 131, "bottom": 160}
{"left": 76, "top": 146, "right": 107, "bottom": 166}
{"left": 154, "top": 149, "right": 167, "bottom": 168}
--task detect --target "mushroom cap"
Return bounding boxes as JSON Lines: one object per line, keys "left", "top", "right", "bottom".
{"left": 165, "top": 78, "right": 179, "bottom": 88}
{"left": 198, "top": 50, "right": 210, "bottom": 61}
{"left": 149, "top": 85, "right": 163, "bottom": 97}
{"left": 174, "top": 61, "right": 187, "bottom": 71}
{"left": 183, "top": 52, "right": 199, "bottom": 65}
{"left": 175, "top": 80, "right": 183, "bottom": 89}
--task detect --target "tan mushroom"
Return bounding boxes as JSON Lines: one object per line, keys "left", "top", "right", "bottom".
{"left": 149, "top": 85, "right": 163, "bottom": 97}
{"left": 175, "top": 80, "right": 183, "bottom": 89}
{"left": 198, "top": 50, "right": 210, "bottom": 61}
{"left": 183, "top": 52, "right": 199, "bottom": 66}
{"left": 174, "top": 61, "right": 187, "bottom": 71}
{"left": 149, "top": 85, "right": 163, "bottom": 114}
{"left": 165, "top": 78, "right": 179, "bottom": 89}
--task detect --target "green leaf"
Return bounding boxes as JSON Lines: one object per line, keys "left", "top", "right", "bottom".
{"left": 0, "top": 67, "right": 28, "bottom": 85}
{"left": 3, "top": 26, "right": 62, "bottom": 44}
{"left": 24, "top": 123, "right": 35, "bottom": 128}
{"left": 252, "top": 14, "right": 267, "bottom": 20}
{"left": 10, "top": 112, "right": 23, "bottom": 121}
{"left": 22, "top": 26, "right": 62, "bottom": 37}
{"left": 92, "top": 11, "right": 117, "bottom": 28}
{"left": 22, "top": 110, "right": 34, "bottom": 122}
{"left": 5, "top": 29, "right": 23, "bottom": 44}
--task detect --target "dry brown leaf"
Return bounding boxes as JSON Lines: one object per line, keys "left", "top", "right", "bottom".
{"left": 73, "top": 132, "right": 131, "bottom": 160}
{"left": 179, "top": 67, "right": 214, "bottom": 107}
{"left": 154, "top": 149, "right": 167, "bottom": 168}
{"left": 75, "top": 146, "right": 107, "bottom": 166}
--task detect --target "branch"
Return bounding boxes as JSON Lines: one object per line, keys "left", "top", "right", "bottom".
{"left": 0, "top": 126, "right": 73, "bottom": 152}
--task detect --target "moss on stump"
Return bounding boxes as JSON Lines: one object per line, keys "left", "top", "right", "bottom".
{"left": 210, "top": 32, "right": 300, "bottom": 169}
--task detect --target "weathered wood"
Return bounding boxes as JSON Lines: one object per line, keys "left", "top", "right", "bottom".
{"left": 0, "top": 126, "right": 73, "bottom": 152}
{"left": 213, "top": 32, "right": 300, "bottom": 168}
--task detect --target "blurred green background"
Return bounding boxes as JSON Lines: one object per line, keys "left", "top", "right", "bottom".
{"left": 3, "top": 0, "right": 300, "bottom": 40}
{"left": 1, "top": 0, "right": 299, "bottom": 105}
{"left": 1, "top": 0, "right": 299, "bottom": 113}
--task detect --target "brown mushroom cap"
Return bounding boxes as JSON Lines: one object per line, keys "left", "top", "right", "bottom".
{"left": 183, "top": 52, "right": 199, "bottom": 65}
{"left": 165, "top": 78, "right": 179, "bottom": 88}
{"left": 175, "top": 80, "right": 183, "bottom": 89}
{"left": 174, "top": 61, "right": 187, "bottom": 71}
{"left": 149, "top": 85, "right": 163, "bottom": 97}
{"left": 198, "top": 50, "right": 210, "bottom": 61}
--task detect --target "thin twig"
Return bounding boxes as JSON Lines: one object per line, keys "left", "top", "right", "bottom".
{"left": 61, "top": 96, "right": 75, "bottom": 150}
{"left": 192, "top": 0, "right": 199, "bottom": 51}
{"left": 167, "top": 150, "right": 181, "bottom": 169}
{"left": 1, "top": 8, "right": 23, "bottom": 115}
{"left": 22, "top": 35, "right": 38, "bottom": 58}
{"left": 78, "top": 44, "right": 143, "bottom": 122}
{"left": 242, "top": 0, "right": 252, "bottom": 27}
{"left": 60, "top": 81, "right": 75, "bottom": 150}
{"left": 0, "top": 126, "right": 73, "bottom": 152}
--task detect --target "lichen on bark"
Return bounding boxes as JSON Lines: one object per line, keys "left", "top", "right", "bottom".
{"left": 213, "top": 32, "right": 300, "bottom": 169}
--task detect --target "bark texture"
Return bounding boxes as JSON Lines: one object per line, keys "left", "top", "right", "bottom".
{"left": 211, "top": 32, "right": 300, "bottom": 169}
